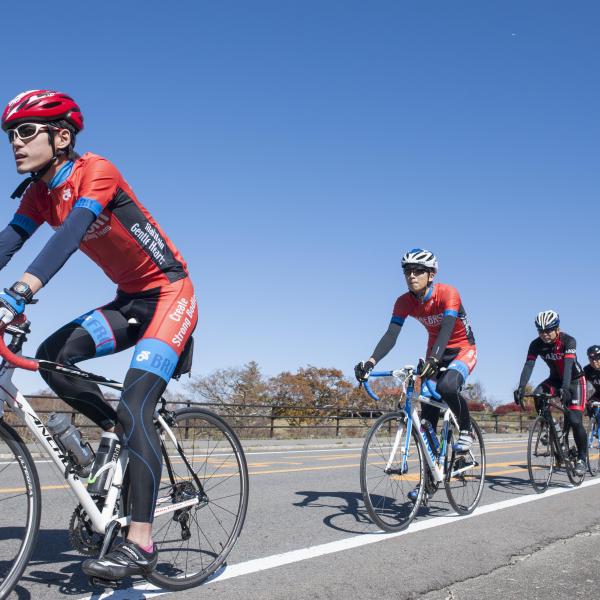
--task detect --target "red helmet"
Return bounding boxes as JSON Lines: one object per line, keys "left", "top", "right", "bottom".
{"left": 1, "top": 89, "right": 84, "bottom": 132}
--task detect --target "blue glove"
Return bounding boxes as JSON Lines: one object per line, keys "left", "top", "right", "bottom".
{"left": 0, "top": 285, "right": 28, "bottom": 325}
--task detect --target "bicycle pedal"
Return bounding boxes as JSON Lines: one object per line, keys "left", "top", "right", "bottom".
{"left": 89, "top": 577, "right": 120, "bottom": 589}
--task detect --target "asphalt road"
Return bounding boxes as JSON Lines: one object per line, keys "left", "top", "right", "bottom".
{"left": 7, "top": 435, "right": 600, "bottom": 599}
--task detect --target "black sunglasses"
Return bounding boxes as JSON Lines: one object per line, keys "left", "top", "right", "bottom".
{"left": 403, "top": 267, "right": 429, "bottom": 277}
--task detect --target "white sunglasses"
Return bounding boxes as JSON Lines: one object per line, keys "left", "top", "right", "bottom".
{"left": 6, "top": 122, "right": 53, "bottom": 143}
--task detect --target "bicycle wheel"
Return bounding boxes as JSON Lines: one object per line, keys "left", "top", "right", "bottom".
{"left": 586, "top": 417, "right": 600, "bottom": 477}
{"left": 444, "top": 417, "right": 486, "bottom": 514}
{"left": 146, "top": 408, "right": 249, "bottom": 590}
{"left": 527, "top": 416, "right": 554, "bottom": 493}
{"left": 0, "top": 420, "right": 41, "bottom": 600}
{"left": 360, "top": 411, "right": 424, "bottom": 532}
{"left": 563, "top": 427, "right": 585, "bottom": 487}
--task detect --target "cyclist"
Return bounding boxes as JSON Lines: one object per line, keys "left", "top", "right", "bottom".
{"left": 584, "top": 345, "right": 600, "bottom": 418}
{"left": 354, "top": 248, "right": 477, "bottom": 461}
{"left": 514, "top": 311, "right": 587, "bottom": 476}
{"left": 0, "top": 90, "right": 198, "bottom": 581}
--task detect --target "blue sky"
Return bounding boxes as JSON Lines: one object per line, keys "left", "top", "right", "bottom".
{"left": 0, "top": 1, "right": 598, "bottom": 403}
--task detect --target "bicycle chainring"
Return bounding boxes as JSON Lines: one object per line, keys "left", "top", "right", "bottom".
{"left": 68, "top": 502, "right": 104, "bottom": 556}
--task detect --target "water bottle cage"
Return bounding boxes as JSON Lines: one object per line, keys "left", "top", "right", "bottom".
{"left": 53, "top": 435, "right": 95, "bottom": 478}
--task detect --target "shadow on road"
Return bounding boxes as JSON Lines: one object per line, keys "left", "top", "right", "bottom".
{"left": 20, "top": 528, "right": 135, "bottom": 596}
{"left": 294, "top": 490, "right": 375, "bottom": 534}
{"left": 485, "top": 466, "right": 532, "bottom": 495}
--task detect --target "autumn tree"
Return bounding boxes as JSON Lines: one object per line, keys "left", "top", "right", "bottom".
{"left": 186, "top": 361, "right": 269, "bottom": 426}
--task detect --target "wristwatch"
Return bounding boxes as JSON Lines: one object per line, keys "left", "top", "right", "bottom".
{"left": 10, "top": 281, "right": 34, "bottom": 304}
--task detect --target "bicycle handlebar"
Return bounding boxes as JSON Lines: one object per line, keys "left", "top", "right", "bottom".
{"left": 0, "top": 317, "right": 39, "bottom": 372}
{"left": 363, "top": 370, "right": 441, "bottom": 402}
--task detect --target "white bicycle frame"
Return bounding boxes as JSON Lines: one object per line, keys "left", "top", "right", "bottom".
{"left": 0, "top": 361, "right": 199, "bottom": 535}
{"left": 382, "top": 369, "right": 472, "bottom": 484}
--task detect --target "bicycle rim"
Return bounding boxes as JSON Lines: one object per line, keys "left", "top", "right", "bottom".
{"left": 146, "top": 408, "right": 249, "bottom": 590}
{"left": 527, "top": 417, "right": 553, "bottom": 493}
{"left": 444, "top": 417, "right": 486, "bottom": 514}
{"left": 587, "top": 419, "right": 600, "bottom": 477}
{"left": 360, "top": 411, "right": 424, "bottom": 532}
{"left": 0, "top": 420, "right": 41, "bottom": 600}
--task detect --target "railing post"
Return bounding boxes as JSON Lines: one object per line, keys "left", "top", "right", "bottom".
{"left": 270, "top": 407, "right": 275, "bottom": 439}
{"left": 335, "top": 416, "right": 340, "bottom": 437}
{"left": 494, "top": 414, "right": 498, "bottom": 434}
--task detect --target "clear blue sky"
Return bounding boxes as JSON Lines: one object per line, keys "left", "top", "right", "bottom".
{"left": 0, "top": 1, "right": 598, "bottom": 403}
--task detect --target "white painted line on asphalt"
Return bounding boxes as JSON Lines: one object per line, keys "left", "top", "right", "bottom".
{"left": 76, "top": 474, "right": 600, "bottom": 600}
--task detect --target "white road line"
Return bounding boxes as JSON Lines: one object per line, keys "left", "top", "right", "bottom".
{"left": 76, "top": 474, "right": 600, "bottom": 600}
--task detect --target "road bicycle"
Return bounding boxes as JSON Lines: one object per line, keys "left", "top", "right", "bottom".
{"left": 0, "top": 316, "right": 249, "bottom": 598}
{"left": 585, "top": 401, "right": 600, "bottom": 476}
{"left": 359, "top": 366, "right": 485, "bottom": 532}
{"left": 526, "top": 392, "right": 585, "bottom": 492}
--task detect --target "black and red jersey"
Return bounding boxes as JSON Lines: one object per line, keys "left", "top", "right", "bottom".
{"left": 13, "top": 153, "right": 188, "bottom": 293}
{"left": 584, "top": 364, "right": 600, "bottom": 396}
{"left": 526, "top": 332, "right": 584, "bottom": 381}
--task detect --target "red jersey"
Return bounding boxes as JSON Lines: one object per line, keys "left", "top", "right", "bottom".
{"left": 14, "top": 153, "right": 188, "bottom": 293}
{"left": 391, "top": 283, "right": 475, "bottom": 354}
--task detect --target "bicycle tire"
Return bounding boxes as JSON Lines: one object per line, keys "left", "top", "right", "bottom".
{"left": 586, "top": 416, "right": 600, "bottom": 477}
{"left": 360, "top": 411, "right": 424, "bottom": 532}
{"left": 444, "top": 417, "right": 486, "bottom": 515}
{"left": 146, "top": 408, "right": 249, "bottom": 590}
{"left": 527, "top": 416, "right": 553, "bottom": 493}
{"left": 0, "top": 419, "right": 41, "bottom": 600}
{"left": 563, "top": 426, "right": 585, "bottom": 487}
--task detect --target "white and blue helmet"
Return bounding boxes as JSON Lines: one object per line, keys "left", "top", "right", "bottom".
{"left": 401, "top": 248, "right": 438, "bottom": 272}
{"left": 535, "top": 310, "right": 560, "bottom": 332}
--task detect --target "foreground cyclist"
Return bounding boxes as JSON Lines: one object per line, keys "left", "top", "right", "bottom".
{"left": 0, "top": 90, "right": 197, "bottom": 581}
{"left": 514, "top": 311, "right": 587, "bottom": 476}
{"left": 354, "top": 248, "right": 477, "bottom": 464}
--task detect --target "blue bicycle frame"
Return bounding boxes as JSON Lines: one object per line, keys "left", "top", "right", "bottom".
{"left": 363, "top": 370, "right": 459, "bottom": 483}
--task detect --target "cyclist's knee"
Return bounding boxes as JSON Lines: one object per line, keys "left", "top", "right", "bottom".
{"left": 436, "top": 369, "right": 464, "bottom": 400}
{"left": 566, "top": 409, "right": 583, "bottom": 428}
{"left": 116, "top": 401, "right": 134, "bottom": 438}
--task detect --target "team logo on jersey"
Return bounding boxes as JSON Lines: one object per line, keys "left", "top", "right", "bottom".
{"left": 62, "top": 188, "right": 72, "bottom": 201}
{"left": 83, "top": 213, "right": 111, "bottom": 241}
{"left": 136, "top": 351, "right": 151, "bottom": 362}
{"left": 417, "top": 313, "right": 443, "bottom": 327}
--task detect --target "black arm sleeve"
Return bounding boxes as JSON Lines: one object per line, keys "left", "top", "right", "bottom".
{"left": 519, "top": 360, "right": 536, "bottom": 388}
{"left": 562, "top": 357, "right": 574, "bottom": 389}
{"left": 26, "top": 207, "right": 96, "bottom": 285}
{"left": 430, "top": 313, "right": 457, "bottom": 361}
{"left": 371, "top": 322, "right": 402, "bottom": 363}
{"left": 0, "top": 224, "right": 30, "bottom": 270}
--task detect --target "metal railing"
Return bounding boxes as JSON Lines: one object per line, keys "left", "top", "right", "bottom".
{"left": 2, "top": 396, "right": 540, "bottom": 441}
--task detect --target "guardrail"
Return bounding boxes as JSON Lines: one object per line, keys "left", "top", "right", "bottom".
{"left": 2, "top": 396, "right": 542, "bottom": 440}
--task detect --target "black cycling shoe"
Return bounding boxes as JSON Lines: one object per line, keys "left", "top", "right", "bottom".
{"left": 82, "top": 540, "right": 157, "bottom": 581}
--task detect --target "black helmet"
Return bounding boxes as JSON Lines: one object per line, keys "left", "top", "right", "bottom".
{"left": 587, "top": 345, "right": 600, "bottom": 359}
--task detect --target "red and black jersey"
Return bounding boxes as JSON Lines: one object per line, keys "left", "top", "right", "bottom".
{"left": 391, "top": 283, "right": 475, "bottom": 355}
{"left": 526, "top": 332, "right": 584, "bottom": 381}
{"left": 12, "top": 153, "right": 188, "bottom": 293}
{"left": 584, "top": 364, "right": 600, "bottom": 396}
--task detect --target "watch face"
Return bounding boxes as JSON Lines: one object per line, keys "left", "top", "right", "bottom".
{"left": 12, "top": 282, "right": 32, "bottom": 301}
